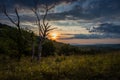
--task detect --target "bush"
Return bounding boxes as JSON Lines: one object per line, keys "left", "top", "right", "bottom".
{"left": 59, "top": 44, "right": 80, "bottom": 55}
{"left": 42, "top": 40, "right": 56, "bottom": 56}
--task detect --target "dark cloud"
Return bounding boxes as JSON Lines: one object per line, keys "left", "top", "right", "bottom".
{"left": 1, "top": 0, "right": 120, "bottom": 21}
{"left": 73, "top": 34, "right": 120, "bottom": 39}
{"left": 0, "top": 0, "right": 77, "bottom": 8}
{"left": 0, "top": 0, "right": 120, "bottom": 40}
{"left": 90, "top": 23, "right": 120, "bottom": 34}
{"left": 47, "top": 0, "right": 120, "bottom": 20}
{"left": 60, "top": 33, "right": 120, "bottom": 40}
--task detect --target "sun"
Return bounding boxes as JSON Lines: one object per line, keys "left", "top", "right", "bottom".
{"left": 50, "top": 32, "right": 58, "bottom": 40}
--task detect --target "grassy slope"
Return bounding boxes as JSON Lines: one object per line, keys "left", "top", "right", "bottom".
{"left": 0, "top": 23, "right": 33, "bottom": 55}
{"left": 0, "top": 51, "right": 120, "bottom": 80}
{"left": 0, "top": 23, "right": 79, "bottom": 56}
{"left": 1, "top": 23, "right": 120, "bottom": 80}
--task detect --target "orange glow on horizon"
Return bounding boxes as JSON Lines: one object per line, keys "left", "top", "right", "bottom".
{"left": 49, "top": 32, "right": 59, "bottom": 40}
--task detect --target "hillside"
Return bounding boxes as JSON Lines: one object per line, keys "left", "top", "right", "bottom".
{"left": 0, "top": 23, "right": 34, "bottom": 56}
{"left": 0, "top": 23, "right": 120, "bottom": 80}
{"left": 0, "top": 23, "right": 79, "bottom": 57}
{"left": 0, "top": 23, "right": 120, "bottom": 57}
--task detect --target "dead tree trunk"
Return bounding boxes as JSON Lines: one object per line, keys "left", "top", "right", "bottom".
{"left": 37, "top": 40, "right": 42, "bottom": 61}
{"left": 32, "top": 3, "right": 56, "bottom": 62}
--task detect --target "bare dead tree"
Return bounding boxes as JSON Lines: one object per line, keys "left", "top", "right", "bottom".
{"left": 2, "top": 5, "right": 24, "bottom": 60}
{"left": 32, "top": 2, "right": 56, "bottom": 61}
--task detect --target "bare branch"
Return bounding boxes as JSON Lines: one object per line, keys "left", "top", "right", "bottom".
{"left": 48, "top": 3, "right": 56, "bottom": 10}
{"left": 15, "top": 8, "right": 20, "bottom": 27}
{"left": 33, "top": 0, "right": 39, "bottom": 10}
{"left": 46, "top": 25, "right": 51, "bottom": 30}
{"left": 3, "top": 6, "right": 17, "bottom": 26}
{"left": 42, "top": 4, "right": 49, "bottom": 27}
{"left": 31, "top": 8, "right": 42, "bottom": 36}
{"left": 47, "top": 28, "right": 57, "bottom": 32}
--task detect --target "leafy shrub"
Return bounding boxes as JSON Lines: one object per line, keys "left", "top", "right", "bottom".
{"left": 59, "top": 44, "right": 80, "bottom": 55}
{"left": 42, "top": 40, "right": 56, "bottom": 56}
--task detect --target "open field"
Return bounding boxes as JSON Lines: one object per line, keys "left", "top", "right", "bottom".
{"left": 0, "top": 51, "right": 120, "bottom": 80}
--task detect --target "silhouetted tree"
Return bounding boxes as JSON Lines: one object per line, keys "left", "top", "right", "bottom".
{"left": 2, "top": 5, "right": 24, "bottom": 60}
{"left": 32, "top": 0, "right": 56, "bottom": 61}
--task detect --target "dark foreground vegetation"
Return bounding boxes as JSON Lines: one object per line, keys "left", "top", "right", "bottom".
{"left": 0, "top": 51, "right": 120, "bottom": 80}
{"left": 0, "top": 23, "right": 120, "bottom": 80}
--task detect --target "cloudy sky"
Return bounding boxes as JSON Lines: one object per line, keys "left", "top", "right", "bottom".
{"left": 0, "top": 0, "right": 120, "bottom": 45}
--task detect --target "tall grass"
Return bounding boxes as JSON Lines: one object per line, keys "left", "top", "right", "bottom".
{"left": 0, "top": 51, "right": 120, "bottom": 80}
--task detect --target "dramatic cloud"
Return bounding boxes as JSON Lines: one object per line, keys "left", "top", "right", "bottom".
{"left": 0, "top": 0, "right": 120, "bottom": 41}
{"left": 60, "top": 33, "right": 120, "bottom": 40}
{"left": 47, "top": 0, "right": 120, "bottom": 20}
{"left": 90, "top": 23, "right": 120, "bottom": 34}
{"left": 0, "top": 0, "right": 77, "bottom": 8}
{"left": 1, "top": 0, "right": 120, "bottom": 20}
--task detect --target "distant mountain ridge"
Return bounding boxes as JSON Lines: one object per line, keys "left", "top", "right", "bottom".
{"left": 73, "top": 44, "right": 120, "bottom": 49}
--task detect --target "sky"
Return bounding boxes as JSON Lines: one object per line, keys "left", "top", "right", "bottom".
{"left": 0, "top": 0, "right": 120, "bottom": 45}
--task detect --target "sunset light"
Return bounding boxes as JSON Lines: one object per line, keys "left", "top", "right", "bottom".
{"left": 0, "top": 0, "right": 120, "bottom": 80}
{"left": 50, "top": 32, "right": 58, "bottom": 40}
